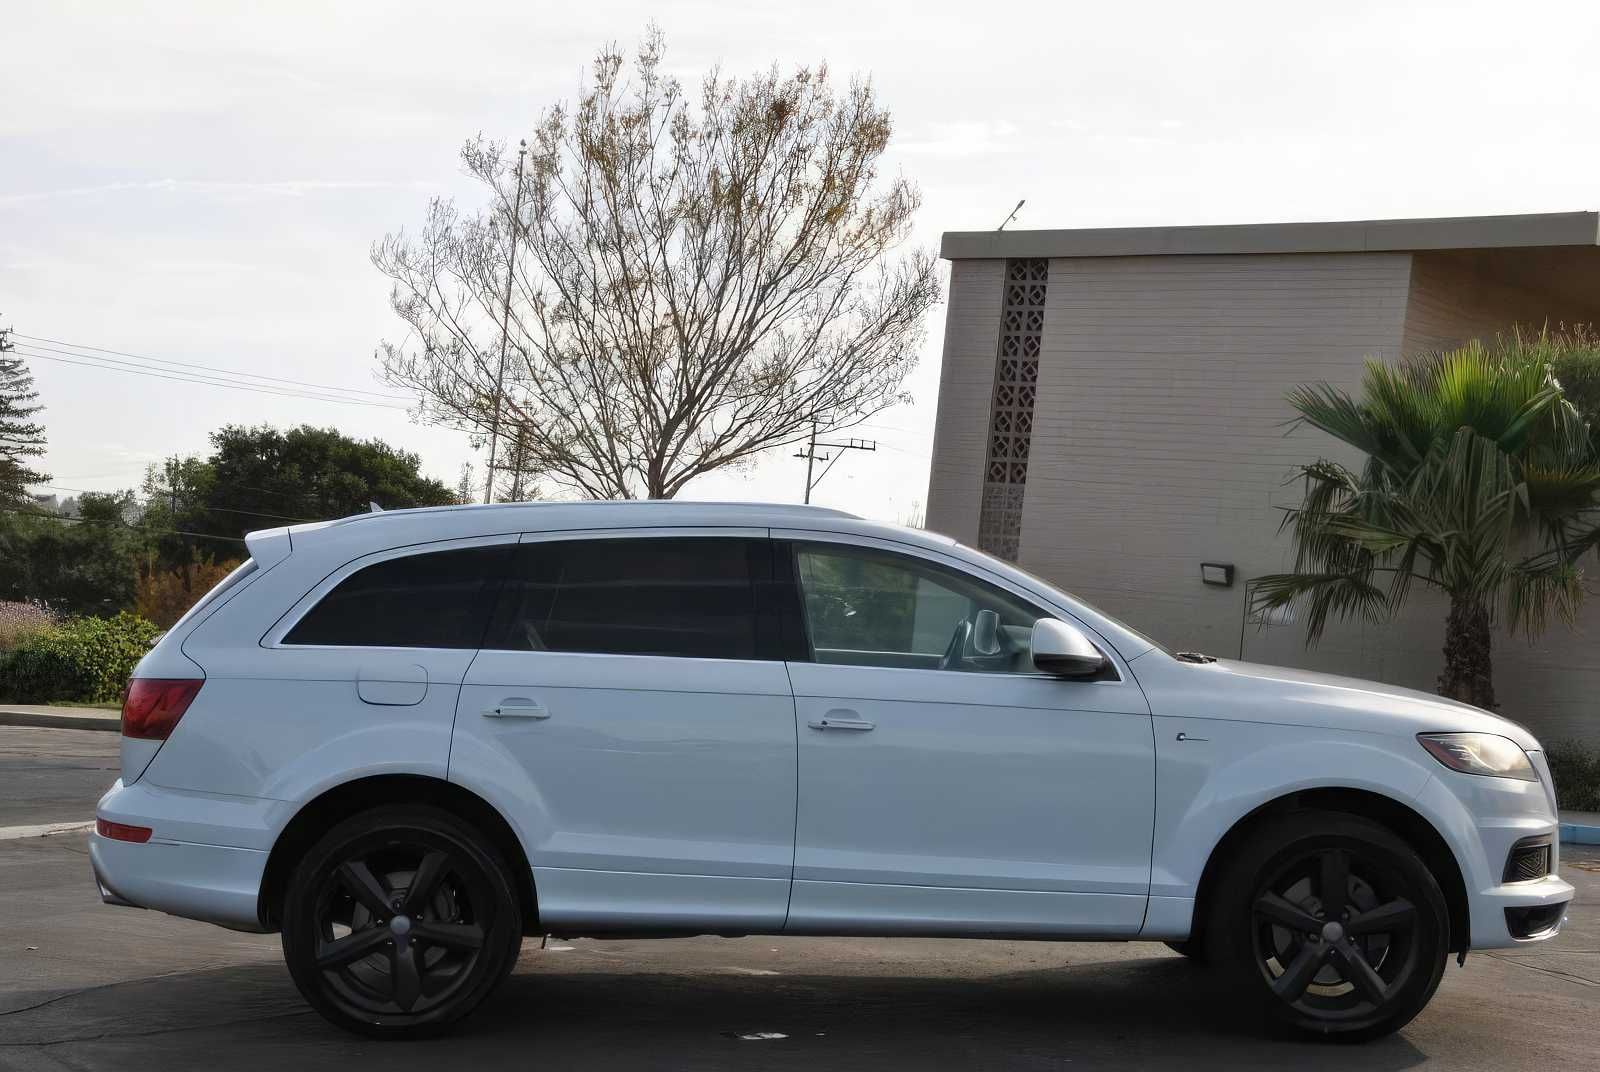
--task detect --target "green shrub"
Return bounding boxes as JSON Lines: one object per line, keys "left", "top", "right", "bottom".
{"left": 0, "top": 612, "right": 161, "bottom": 704}
{"left": 1544, "top": 740, "right": 1600, "bottom": 813}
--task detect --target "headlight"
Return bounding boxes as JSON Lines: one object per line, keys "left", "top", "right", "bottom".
{"left": 1417, "top": 733, "right": 1537, "bottom": 781}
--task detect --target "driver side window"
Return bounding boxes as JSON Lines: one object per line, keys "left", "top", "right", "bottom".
{"left": 794, "top": 543, "right": 1048, "bottom": 673}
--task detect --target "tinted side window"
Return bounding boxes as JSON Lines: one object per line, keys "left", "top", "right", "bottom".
{"left": 793, "top": 542, "right": 1048, "bottom": 672}
{"left": 283, "top": 546, "right": 509, "bottom": 649}
{"left": 491, "top": 537, "right": 758, "bottom": 659}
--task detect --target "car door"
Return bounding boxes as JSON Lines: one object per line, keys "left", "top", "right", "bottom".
{"left": 449, "top": 529, "right": 799, "bottom": 934}
{"left": 776, "top": 532, "right": 1155, "bottom": 937}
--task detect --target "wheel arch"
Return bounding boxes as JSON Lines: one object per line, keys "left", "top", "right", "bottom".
{"left": 1189, "top": 787, "right": 1470, "bottom": 954}
{"left": 257, "top": 773, "right": 539, "bottom": 935}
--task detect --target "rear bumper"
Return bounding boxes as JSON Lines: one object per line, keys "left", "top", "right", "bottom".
{"left": 90, "top": 778, "right": 275, "bottom": 933}
{"left": 89, "top": 833, "right": 269, "bottom": 932}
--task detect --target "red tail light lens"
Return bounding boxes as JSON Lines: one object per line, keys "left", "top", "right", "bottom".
{"left": 96, "top": 818, "right": 153, "bottom": 843}
{"left": 121, "top": 678, "right": 204, "bottom": 740}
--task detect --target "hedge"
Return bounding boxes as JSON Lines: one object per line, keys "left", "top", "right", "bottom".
{"left": 0, "top": 612, "right": 162, "bottom": 705}
{"left": 1546, "top": 740, "right": 1600, "bottom": 813}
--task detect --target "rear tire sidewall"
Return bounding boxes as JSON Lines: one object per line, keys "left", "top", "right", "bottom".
{"left": 281, "top": 805, "right": 523, "bottom": 1039}
{"left": 1205, "top": 811, "right": 1449, "bottom": 1042}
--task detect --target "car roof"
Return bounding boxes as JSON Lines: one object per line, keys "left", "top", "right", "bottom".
{"left": 250, "top": 500, "right": 865, "bottom": 556}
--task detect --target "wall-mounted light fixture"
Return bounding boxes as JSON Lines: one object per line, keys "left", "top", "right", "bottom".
{"left": 1200, "top": 562, "right": 1235, "bottom": 587}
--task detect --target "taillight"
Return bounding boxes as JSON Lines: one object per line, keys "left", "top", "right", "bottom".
{"left": 121, "top": 678, "right": 204, "bottom": 740}
{"left": 96, "top": 818, "right": 153, "bottom": 843}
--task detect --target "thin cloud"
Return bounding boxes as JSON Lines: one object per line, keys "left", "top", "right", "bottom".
{"left": 894, "top": 120, "right": 1022, "bottom": 158}
{"left": 0, "top": 178, "right": 436, "bottom": 206}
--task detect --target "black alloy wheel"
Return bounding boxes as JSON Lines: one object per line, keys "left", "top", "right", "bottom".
{"left": 1207, "top": 811, "right": 1449, "bottom": 1041}
{"left": 282, "top": 806, "right": 523, "bottom": 1038}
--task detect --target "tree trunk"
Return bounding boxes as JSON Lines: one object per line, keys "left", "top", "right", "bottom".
{"left": 1437, "top": 597, "right": 1496, "bottom": 709}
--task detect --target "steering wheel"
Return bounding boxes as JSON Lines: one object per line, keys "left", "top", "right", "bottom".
{"left": 938, "top": 618, "right": 972, "bottom": 671}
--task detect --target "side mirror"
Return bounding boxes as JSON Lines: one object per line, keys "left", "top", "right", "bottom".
{"left": 1030, "top": 618, "right": 1107, "bottom": 678}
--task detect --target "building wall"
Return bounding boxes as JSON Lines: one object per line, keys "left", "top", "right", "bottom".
{"left": 925, "top": 259, "right": 1005, "bottom": 545}
{"left": 1394, "top": 254, "right": 1600, "bottom": 744}
{"left": 1017, "top": 252, "right": 1412, "bottom": 666}
{"left": 1402, "top": 251, "right": 1573, "bottom": 355}
{"left": 925, "top": 248, "right": 1600, "bottom": 745}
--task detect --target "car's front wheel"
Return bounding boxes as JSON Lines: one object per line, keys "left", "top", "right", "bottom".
{"left": 281, "top": 805, "right": 523, "bottom": 1038}
{"left": 1205, "top": 810, "right": 1449, "bottom": 1041}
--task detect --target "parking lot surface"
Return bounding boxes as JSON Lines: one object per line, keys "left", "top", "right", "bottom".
{"left": 1, "top": 725, "right": 1595, "bottom": 1071}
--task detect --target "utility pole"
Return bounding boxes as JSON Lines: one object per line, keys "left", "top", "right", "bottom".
{"left": 794, "top": 421, "right": 877, "bottom": 504}
{"left": 802, "top": 422, "right": 817, "bottom": 504}
{"left": 484, "top": 140, "right": 528, "bottom": 505}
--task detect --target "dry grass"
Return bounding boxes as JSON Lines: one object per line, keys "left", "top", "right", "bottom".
{"left": 0, "top": 600, "right": 58, "bottom": 652}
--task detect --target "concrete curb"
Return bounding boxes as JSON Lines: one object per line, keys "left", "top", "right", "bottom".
{"left": 0, "top": 708, "right": 120, "bottom": 733}
{"left": 1560, "top": 813, "right": 1600, "bottom": 846}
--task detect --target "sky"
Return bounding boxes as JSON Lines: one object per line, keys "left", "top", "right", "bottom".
{"left": 4, "top": 0, "right": 1599, "bottom": 523}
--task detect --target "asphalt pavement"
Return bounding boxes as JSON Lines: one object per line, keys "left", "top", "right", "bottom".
{"left": 1, "top": 724, "right": 1596, "bottom": 1071}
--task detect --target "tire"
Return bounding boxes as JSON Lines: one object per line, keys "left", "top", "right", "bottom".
{"left": 281, "top": 805, "right": 524, "bottom": 1038}
{"left": 1164, "top": 940, "right": 1207, "bottom": 963}
{"left": 1204, "top": 810, "right": 1449, "bottom": 1042}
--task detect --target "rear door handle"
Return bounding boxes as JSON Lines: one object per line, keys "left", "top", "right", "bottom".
{"left": 484, "top": 699, "right": 550, "bottom": 720}
{"left": 807, "top": 716, "right": 875, "bottom": 731}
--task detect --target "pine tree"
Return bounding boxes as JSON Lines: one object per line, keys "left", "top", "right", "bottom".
{"left": 454, "top": 461, "right": 476, "bottom": 505}
{"left": 0, "top": 321, "right": 50, "bottom": 508}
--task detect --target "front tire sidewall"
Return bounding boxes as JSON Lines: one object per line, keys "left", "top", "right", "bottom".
{"left": 1206, "top": 812, "right": 1450, "bottom": 1042}
{"left": 281, "top": 806, "right": 523, "bottom": 1039}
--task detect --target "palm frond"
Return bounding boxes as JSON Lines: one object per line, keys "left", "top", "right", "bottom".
{"left": 1275, "top": 335, "right": 1600, "bottom": 643}
{"left": 1250, "top": 571, "right": 1391, "bottom": 645}
{"left": 1505, "top": 557, "right": 1585, "bottom": 637}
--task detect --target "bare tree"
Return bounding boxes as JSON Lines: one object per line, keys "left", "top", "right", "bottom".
{"left": 373, "top": 29, "right": 939, "bottom": 500}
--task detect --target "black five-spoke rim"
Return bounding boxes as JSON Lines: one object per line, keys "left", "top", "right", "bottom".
{"left": 1251, "top": 846, "right": 1420, "bottom": 1021}
{"left": 313, "top": 840, "right": 491, "bottom": 1017}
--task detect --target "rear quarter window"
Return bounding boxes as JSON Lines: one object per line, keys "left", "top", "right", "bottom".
{"left": 283, "top": 545, "right": 510, "bottom": 649}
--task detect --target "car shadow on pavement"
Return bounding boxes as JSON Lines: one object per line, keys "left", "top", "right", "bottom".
{"left": 1, "top": 954, "right": 1434, "bottom": 1071}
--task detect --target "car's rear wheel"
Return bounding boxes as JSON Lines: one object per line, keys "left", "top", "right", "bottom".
{"left": 281, "top": 805, "right": 523, "bottom": 1038}
{"left": 1205, "top": 811, "right": 1449, "bottom": 1041}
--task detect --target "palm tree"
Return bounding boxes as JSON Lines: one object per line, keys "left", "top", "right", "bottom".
{"left": 1253, "top": 338, "right": 1600, "bottom": 710}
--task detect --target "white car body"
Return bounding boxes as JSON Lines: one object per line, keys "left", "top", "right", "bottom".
{"left": 90, "top": 501, "right": 1573, "bottom": 959}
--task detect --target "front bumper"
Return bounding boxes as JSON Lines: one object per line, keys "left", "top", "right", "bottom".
{"left": 90, "top": 778, "right": 274, "bottom": 933}
{"left": 1414, "top": 768, "right": 1574, "bottom": 949}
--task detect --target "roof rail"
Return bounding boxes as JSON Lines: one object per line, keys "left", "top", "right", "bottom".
{"left": 299, "top": 499, "right": 860, "bottom": 532}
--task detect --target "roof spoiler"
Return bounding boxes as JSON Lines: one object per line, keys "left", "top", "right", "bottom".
{"left": 243, "top": 526, "right": 293, "bottom": 570}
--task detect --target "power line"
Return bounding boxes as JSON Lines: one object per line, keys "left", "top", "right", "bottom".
{"left": 12, "top": 345, "right": 411, "bottom": 410}
{"left": 13, "top": 333, "right": 413, "bottom": 401}
{"left": 34, "top": 484, "right": 320, "bottom": 525}
{"left": 794, "top": 421, "right": 878, "bottom": 503}
{"left": 0, "top": 505, "right": 246, "bottom": 544}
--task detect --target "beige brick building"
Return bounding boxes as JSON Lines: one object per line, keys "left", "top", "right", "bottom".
{"left": 925, "top": 212, "right": 1600, "bottom": 744}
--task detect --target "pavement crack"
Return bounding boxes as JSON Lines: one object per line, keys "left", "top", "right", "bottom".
{"left": 1480, "top": 951, "right": 1600, "bottom": 988}
{"left": 0, "top": 967, "right": 201, "bottom": 1018}
{"left": 0, "top": 982, "right": 128, "bottom": 1019}
{"left": 0, "top": 1010, "right": 315, "bottom": 1048}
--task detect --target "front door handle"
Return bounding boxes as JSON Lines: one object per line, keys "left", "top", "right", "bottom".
{"left": 807, "top": 716, "right": 875, "bottom": 731}
{"left": 484, "top": 699, "right": 550, "bottom": 720}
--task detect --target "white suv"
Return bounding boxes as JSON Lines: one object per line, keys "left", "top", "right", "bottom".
{"left": 90, "top": 502, "right": 1572, "bottom": 1040}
